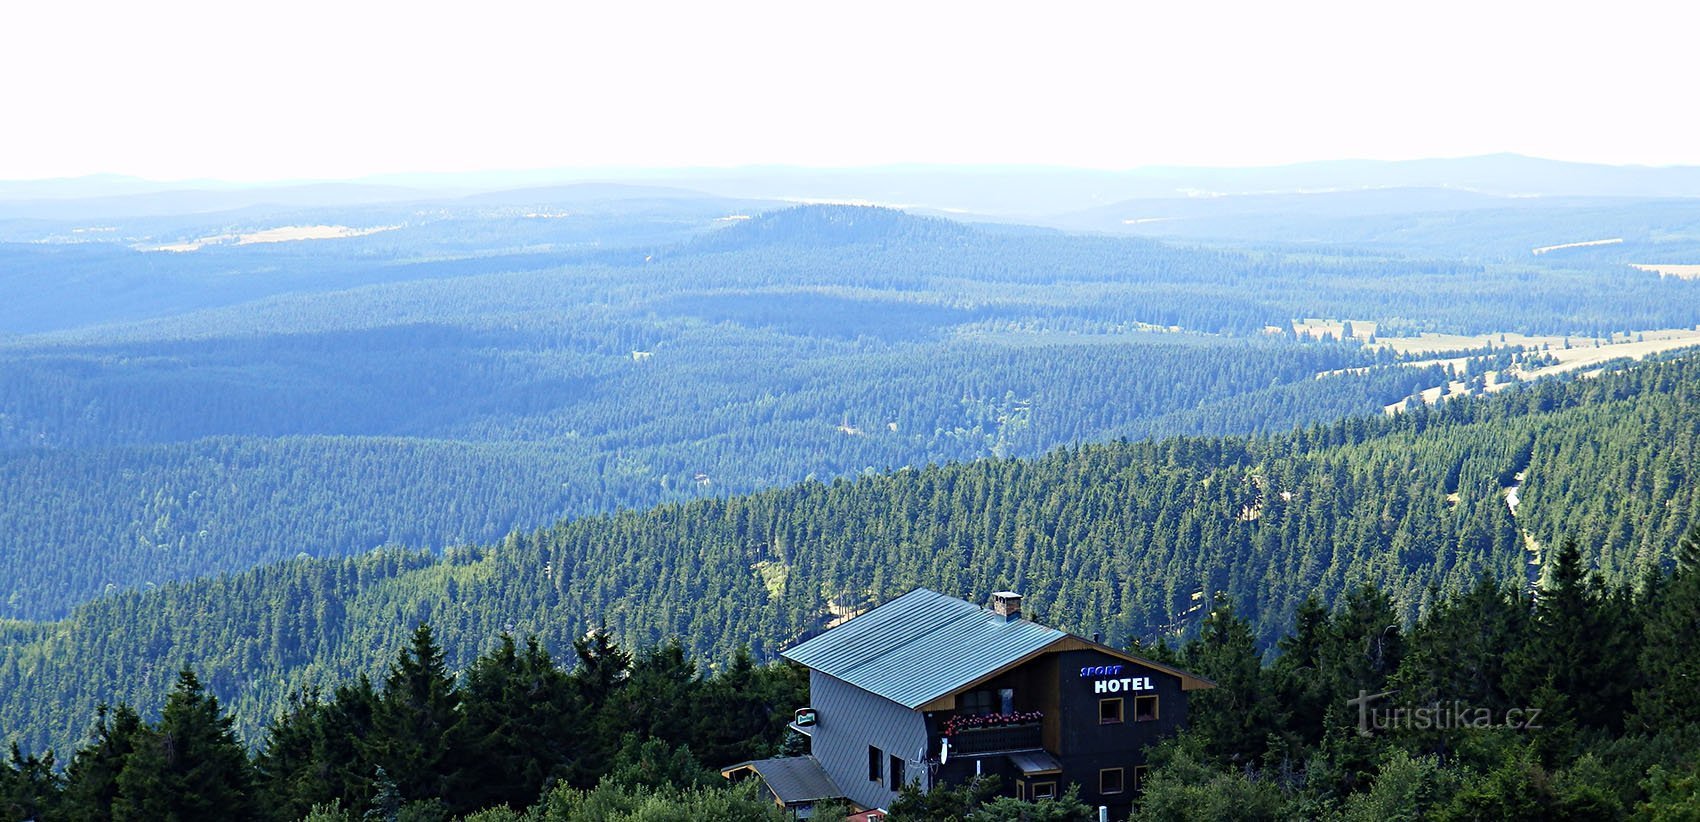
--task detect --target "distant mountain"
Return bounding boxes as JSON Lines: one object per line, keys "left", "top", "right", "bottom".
{"left": 11, "top": 155, "right": 1700, "bottom": 223}
{"left": 0, "top": 181, "right": 433, "bottom": 220}
{"left": 623, "top": 155, "right": 1700, "bottom": 218}
{"left": 681, "top": 204, "right": 971, "bottom": 253}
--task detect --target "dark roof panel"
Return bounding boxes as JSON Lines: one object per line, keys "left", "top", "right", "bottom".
{"left": 1007, "top": 749, "right": 1064, "bottom": 775}
{"left": 783, "top": 589, "right": 1066, "bottom": 709}
{"left": 719, "top": 756, "right": 844, "bottom": 805}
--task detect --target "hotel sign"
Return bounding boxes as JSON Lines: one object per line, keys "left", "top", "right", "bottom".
{"left": 1079, "top": 664, "right": 1154, "bottom": 693}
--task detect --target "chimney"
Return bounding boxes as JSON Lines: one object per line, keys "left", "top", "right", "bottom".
{"left": 991, "top": 591, "right": 1022, "bottom": 622}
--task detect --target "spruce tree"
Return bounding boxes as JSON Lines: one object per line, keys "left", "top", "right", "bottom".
{"left": 61, "top": 703, "right": 143, "bottom": 822}
{"left": 1184, "top": 598, "right": 1280, "bottom": 762}
{"left": 361, "top": 624, "right": 466, "bottom": 808}
{"left": 452, "top": 634, "right": 578, "bottom": 813}
{"left": 1512, "top": 539, "right": 1635, "bottom": 732}
{"left": 255, "top": 688, "right": 338, "bottom": 821}
{"left": 1, "top": 743, "right": 61, "bottom": 822}
{"left": 112, "top": 669, "right": 257, "bottom": 821}
{"left": 1633, "top": 524, "right": 1700, "bottom": 729}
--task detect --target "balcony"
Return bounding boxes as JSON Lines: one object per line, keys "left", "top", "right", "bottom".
{"left": 948, "top": 721, "right": 1043, "bottom": 754}
{"left": 942, "top": 711, "right": 1045, "bottom": 755}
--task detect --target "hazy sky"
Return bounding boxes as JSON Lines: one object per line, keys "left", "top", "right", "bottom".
{"left": 5, "top": 0, "right": 1697, "bottom": 181}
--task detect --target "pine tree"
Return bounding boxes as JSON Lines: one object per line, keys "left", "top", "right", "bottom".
{"left": 1, "top": 743, "right": 61, "bottom": 821}
{"left": 1271, "top": 595, "right": 1331, "bottom": 749}
{"left": 452, "top": 634, "right": 578, "bottom": 813}
{"left": 112, "top": 669, "right": 257, "bottom": 820}
{"left": 1633, "top": 524, "right": 1700, "bottom": 729}
{"left": 1184, "top": 598, "right": 1280, "bottom": 762}
{"left": 361, "top": 624, "right": 466, "bottom": 807}
{"left": 61, "top": 703, "right": 143, "bottom": 822}
{"left": 254, "top": 688, "right": 338, "bottom": 821}
{"left": 1512, "top": 539, "right": 1636, "bottom": 732}
{"left": 562, "top": 629, "right": 633, "bottom": 787}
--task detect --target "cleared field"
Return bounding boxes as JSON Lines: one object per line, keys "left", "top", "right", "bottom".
{"left": 145, "top": 224, "right": 400, "bottom": 252}
{"left": 1378, "top": 331, "right": 1571, "bottom": 356}
{"left": 1380, "top": 327, "right": 1700, "bottom": 414}
{"left": 1632, "top": 264, "right": 1700, "bottom": 280}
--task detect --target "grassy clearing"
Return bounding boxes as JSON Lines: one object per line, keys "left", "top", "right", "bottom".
{"left": 1632, "top": 264, "right": 1700, "bottom": 280}
{"left": 1379, "top": 327, "right": 1700, "bottom": 414}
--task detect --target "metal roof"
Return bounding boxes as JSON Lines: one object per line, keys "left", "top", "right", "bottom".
{"left": 719, "top": 756, "right": 844, "bottom": 805}
{"left": 1007, "top": 749, "right": 1064, "bottom": 775}
{"left": 783, "top": 589, "right": 1066, "bottom": 709}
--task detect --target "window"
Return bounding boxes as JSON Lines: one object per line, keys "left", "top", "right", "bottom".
{"left": 1100, "top": 768, "right": 1125, "bottom": 795}
{"left": 889, "top": 753, "right": 905, "bottom": 789}
{"left": 1099, "top": 697, "right": 1123, "bottom": 724}
{"left": 868, "top": 745, "right": 882, "bottom": 782}
{"left": 1031, "top": 781, "right": 1057, "bottom": 800}
{"left": 1133, "top": 765, "right": 1151, "bottom": 791}
{"left": 962, "top": 689, "right": 995, "bottom": 714}
{"left": 1016, "top": 779, "right": 1026, "bottom": 801}
{"left": 1134, "top": 694, "right": 1159, "bottom": 722}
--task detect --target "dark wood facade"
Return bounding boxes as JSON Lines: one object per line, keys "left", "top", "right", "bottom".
{"left": 925, "top": 648, "right": 1189, "bottom": 811}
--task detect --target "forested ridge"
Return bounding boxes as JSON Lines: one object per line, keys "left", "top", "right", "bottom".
{"left": 0, "top": 331, "right": 1425, "bottom": 620}
{"left": 4, "top": 351, "right": 1700, "bottom": 759}
{"left": 10, "top": 202, "right": 1700, "bottom": 621}
{"left": 4, "top": 202, "right": 1530, "bottom": 620}
{"left": 5, "top": 529, "right": 1698, "bottom": 820}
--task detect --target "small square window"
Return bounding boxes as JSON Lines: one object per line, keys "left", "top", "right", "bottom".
{"left": 1134, "top": 765, "right": 1151, "bottom": 791}
{"left": 1134, "top": 694, "right": 1159, "bottom": 721}
{"left": 1099, "top": 697, "right": 1124, "bottom": 724}
{"left": 1100, "top": 767, "right": 1125, "bottom": 795}
{"left": 1032, "top": 781, "right": 1057, "bottom": 800}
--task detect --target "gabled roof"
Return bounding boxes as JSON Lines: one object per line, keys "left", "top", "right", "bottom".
{"left": 719, "top": 756, "right": 843, "bottom": 805}
{"left": 783, "top": 588, "right": 1215, "bottom": 710}
{"left": 783, "top": 589, "right": 1067, "bottom": 709}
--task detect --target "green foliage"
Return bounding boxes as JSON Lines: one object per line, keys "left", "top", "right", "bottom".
{"left": 1137, "top": 733, "right": 1289, "bottom": 821}
{"left": 1184, "top": 599, "right": 1281, "bottom": 762}
{"left": 9, "top": 354, "right": 1700, "bottom": 757}
{"left": 59, "top": 703, "right": 143, "bottom": 821}
{"left": 111, "top": 669, "right": 257, "bottom": 820}
{"left": 1333, "top": 749, "right": 1453, "bottom": 822}
{"left": 1634, "top": 524, "right": 1700, "bottom": 730}
{"left": 0, "top": 742, "right": 60, "bottom": 821}
{"left": 523, "top": 777, "right": 788, "bottom": 821}
{"left": 967, "top": 785, "right": 1094, "bottom": 821}
{"left": 888, "top": 775, "right": 1004, "bottom": 820}
{"left": 362, "top": 625, "right": 466, "bottom": 807}
{"left": 12, "top": 517, "right": 1700, "bottom": 820}
{"left": 602, "top": 735, "right": 716, "bottom": 792}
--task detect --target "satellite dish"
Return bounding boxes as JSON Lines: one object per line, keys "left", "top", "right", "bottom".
{"left": 940, "top": 737, "right": 949, "bottom": 764}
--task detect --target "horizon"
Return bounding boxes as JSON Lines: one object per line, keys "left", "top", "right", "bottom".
{"left": 6, "top": 151, "right": 1700, "bottom": 190}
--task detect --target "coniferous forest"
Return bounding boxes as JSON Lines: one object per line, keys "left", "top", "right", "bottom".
{"left": 7, "top": 182, "right": 1700, "bottom": 819}
{"left": 4, "top": 526, "right": 1697, "bottom": 820}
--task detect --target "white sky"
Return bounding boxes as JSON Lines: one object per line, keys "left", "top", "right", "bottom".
{"left": 4, "top": 0, "right": 1698, "bottom": 181}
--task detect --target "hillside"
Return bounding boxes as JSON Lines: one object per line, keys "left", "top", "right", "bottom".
{"left": 4, "top": 351, "right": 1698, "bottom": 756}
{"left": 10, "top": 202, "right": 1700, "bottom": 620}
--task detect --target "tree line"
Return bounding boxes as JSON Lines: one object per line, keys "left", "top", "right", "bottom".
{"left": 4, "top": 353, "right": 1700, "bottom": 758}
{"left": 6, "top": 525, "right": 1697, "bottom": 820}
